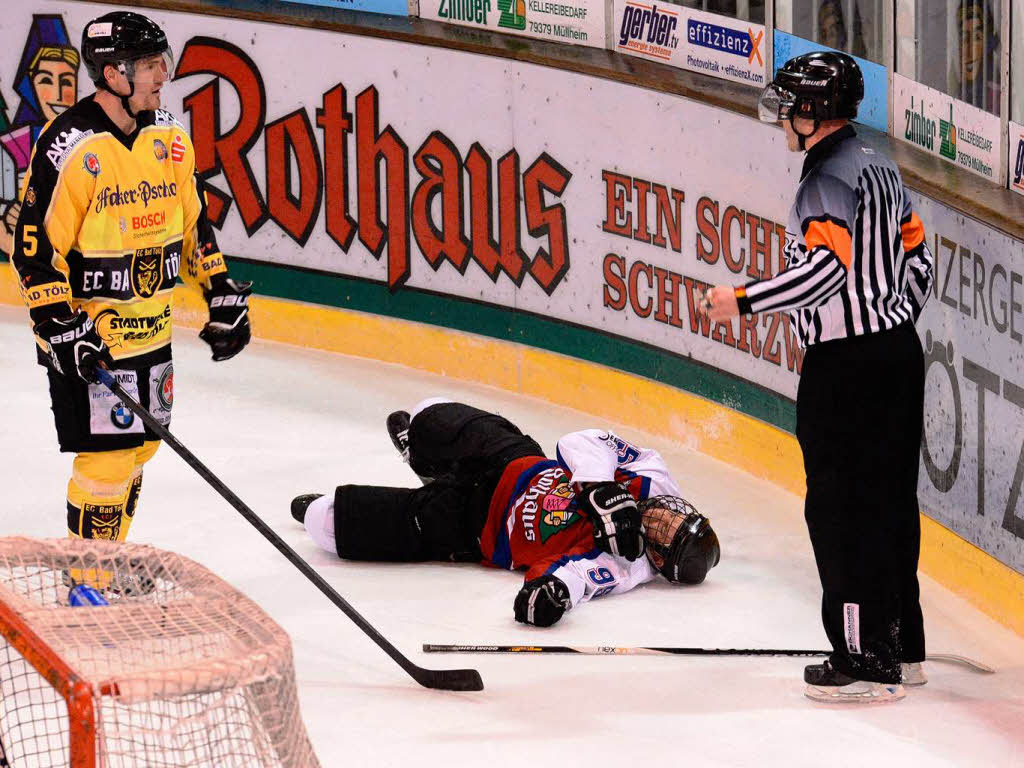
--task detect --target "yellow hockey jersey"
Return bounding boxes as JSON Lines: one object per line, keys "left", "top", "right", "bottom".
{"left": 13, "top": 95, "right": 227, "bottom": 362}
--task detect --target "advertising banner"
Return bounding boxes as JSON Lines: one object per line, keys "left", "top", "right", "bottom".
{"left": 1010, "top": 121, "right": 1024, "bottom": 197}
{"left": 912, "top": 194, "right": 1024, "bottom": 575}
{"left": 893, "top": 72, "right": 1003, "bottom": 183}
{"left": 772, "top": 31, "right": 887, "bottom": 134}
{"left": 280, "top": 0, "right": 410, "bottom": 15}
{"left": 1, "top": 3, "right": 1020, "bottom": 574}
{"left": 420, "top": 0, "right": 605, "bottom": 48}
{"left": 612, "top": 2, "right": 766, "bottom": 88}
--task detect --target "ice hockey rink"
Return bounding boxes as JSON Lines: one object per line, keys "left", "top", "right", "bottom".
{"left": 1, "top": 303, "right": 1022, "bottom": 767}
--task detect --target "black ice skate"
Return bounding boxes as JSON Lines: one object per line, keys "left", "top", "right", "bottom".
{"left": 803, "top": 660, "right": 905, "bottom": 704}
{"left": 386, "top": 410, "right": 412, "bottom": 462}
{"left": 291, "top": 493, "right": 324, "bottom": 524}
{"left": 386, "top": 411, "right": 433, "bottom": 484}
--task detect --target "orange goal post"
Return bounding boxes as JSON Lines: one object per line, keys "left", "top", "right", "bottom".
{"left": 0, "top": 537, "right": 320, "bottom": 767}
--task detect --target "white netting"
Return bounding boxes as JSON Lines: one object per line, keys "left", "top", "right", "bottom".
{"left": 0, "top": 537, "right": 320, "bottom": 768}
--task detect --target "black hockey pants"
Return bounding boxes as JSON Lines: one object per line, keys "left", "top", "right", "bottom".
{"left": 333, "top": 402, "right": 544, "bottom": 562}
{"left": 797, "top": 322, "right": 926, "bottom": 684}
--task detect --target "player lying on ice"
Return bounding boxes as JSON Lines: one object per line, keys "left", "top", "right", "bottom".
{"left": 290, "top": 398, "right": 720, "bottom": 627}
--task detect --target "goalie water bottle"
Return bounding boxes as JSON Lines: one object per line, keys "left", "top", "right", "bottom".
{"left": 68, "top": 584, "right": 110, "bottom": 607}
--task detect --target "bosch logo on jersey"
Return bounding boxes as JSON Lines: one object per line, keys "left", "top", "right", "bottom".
{"left": 94, "top": 180, "right": 178, "bottom": 213}
{"left": 618, "top": 2, "right": 679, "bottom": 51}
{"left": 132, "top": 211, "right": 166, "bottom": 230}
{"left": 688, "top": 19, "right": 751, "bottom": 57}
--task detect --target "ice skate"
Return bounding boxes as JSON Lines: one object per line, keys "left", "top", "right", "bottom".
{"left": 804, "top": 661, "right": 905, "bottom": 704}
{"left": 386, "top": 410, "right": 412, "bottom": 462}
{"left": 291, "top": 493, "right": 324, "bottom": 524}
{"left": 901, "top": 662, "right": 927, "bottom": 686}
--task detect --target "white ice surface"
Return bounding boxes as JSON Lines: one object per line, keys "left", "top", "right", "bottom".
{"left": 1, "top": 304, "right": 1022, "bottom": 767}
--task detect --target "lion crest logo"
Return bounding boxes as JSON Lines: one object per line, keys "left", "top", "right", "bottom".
{"left": 131, "top": 246, "right": 162, "bottom": 298}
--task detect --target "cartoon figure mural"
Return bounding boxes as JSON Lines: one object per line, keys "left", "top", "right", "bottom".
{"left": 0, "top": 15, "right": 80, "bottom": 257}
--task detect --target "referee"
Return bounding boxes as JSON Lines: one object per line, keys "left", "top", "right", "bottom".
{"left": 701, "top": 51, "right": 934, "bottom": 704}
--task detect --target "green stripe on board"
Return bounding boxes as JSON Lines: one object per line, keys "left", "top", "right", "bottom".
{"left": 227, "top": 258, "right": 797, "bottom": 432}
{"left": 0, "top": 251, "right": 796, "bottom": 430}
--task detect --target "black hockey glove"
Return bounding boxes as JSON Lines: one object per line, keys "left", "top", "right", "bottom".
{"left": 34, "top": 312, "right": 113, "bottom": 384}
{"left": 514, "top": 575, "right": 571, "bottom": 627}
{"left": 577, "top": 482, "right": 644, "bottom": 561}
{"left": 199, "top": 276, "right": 252, "bottom": 361}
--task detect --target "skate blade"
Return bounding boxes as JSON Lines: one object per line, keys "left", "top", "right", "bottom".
{"left": 804, "top": 682, "right": 906, "bottom": 704}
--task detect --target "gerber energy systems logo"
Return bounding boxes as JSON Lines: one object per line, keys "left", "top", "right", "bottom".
{"left": 618, "top": 2, "right": 679, "bottom": 61}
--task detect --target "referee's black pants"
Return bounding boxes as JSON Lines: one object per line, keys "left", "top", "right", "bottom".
{"left": 796, "top": 322, "right": 925, "bottom": 684}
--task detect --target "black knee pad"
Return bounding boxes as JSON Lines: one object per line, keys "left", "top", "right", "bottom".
{"left": 408, "top": 403, "right": 544, "bottom": 479}
{"left": 333, "top": 485, "right": 424, "bottom": 561}
{"left": 333, "top": 481, "right": 485, "bottom": 563}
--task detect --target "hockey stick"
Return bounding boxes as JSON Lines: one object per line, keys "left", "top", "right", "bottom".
{"left": 94, "top": 368, "right": 483, "bottom": 692}
{"left": 422, "top": 645, "right": 995, "bottom": 673}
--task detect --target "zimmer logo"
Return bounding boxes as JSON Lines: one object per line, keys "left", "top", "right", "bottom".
{"left": 438, "top": 0, "right": 491, "bottom": 24}
{"left": 498, "top": 0, "right": 526, "bottom": 30}
{"left": 903, "top": 96, "right": 935, "bottom": 151}
{"left": 618, "top": 2, "right": 680, "bottom": 59}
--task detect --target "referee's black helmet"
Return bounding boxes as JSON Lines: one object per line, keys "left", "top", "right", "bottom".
{"left": 758, "top": 51, "right": 864, "bottom": 125}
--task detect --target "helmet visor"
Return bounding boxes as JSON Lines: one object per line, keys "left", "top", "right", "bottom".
{"left": 758, "top": 83, "right": 795, "bottom": 123}
{"left": 120, "top": 49, "right": 173, "bottom": 86}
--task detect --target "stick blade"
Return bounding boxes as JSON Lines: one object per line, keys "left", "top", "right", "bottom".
{"left": 411, "top": 667, "right": 484, "bottom": 691}
{"left": 926, "top": 653, "right": 995, "bottom": 674}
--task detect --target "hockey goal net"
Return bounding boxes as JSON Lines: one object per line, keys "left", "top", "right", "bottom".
{"left": 0, "top": 537, "right": 320, "bottom": 768}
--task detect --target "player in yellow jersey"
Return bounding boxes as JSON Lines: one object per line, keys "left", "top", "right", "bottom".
{"left": 11, "top": 12, "right": 252, "bottom": 586}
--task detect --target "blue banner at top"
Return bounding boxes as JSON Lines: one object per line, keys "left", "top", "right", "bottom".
{"left": 687, "top": 18, "right": 754, "bottom": 60}
{"left": 279, "top": 0, "right": 409, "bottom": 16}
{"left": 773, "top": 31, "right": 887, "bottom": 134}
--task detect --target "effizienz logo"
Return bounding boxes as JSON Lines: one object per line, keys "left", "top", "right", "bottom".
{"left": 687, "top": 19, "right": 759, "bottom": 62}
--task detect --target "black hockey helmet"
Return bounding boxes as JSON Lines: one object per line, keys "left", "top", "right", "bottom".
{"left": 639, "top": 496, "right": 720, "bottom": 585}
{"left": 758, "top": 51, "right": 864, "bottom": 126}
{"left": 81, "top": 12, "right": 171, "bottom": 88}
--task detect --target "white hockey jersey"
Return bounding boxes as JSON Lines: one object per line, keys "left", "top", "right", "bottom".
{"left": 481, "top": 429, "right": 684, "bottom": 611}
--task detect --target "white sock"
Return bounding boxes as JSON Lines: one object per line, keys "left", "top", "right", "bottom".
{"left": 410, "top": 396, "right": 454, "bottom": 421}
{"left": 304, "top": 495, "right": 336, "bottom": 553}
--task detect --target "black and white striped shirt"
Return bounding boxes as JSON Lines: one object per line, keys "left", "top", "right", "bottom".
{"left": 736, "top": 125, "right": 934, "bottom": 347}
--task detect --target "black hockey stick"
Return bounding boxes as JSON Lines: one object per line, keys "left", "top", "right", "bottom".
{"left": 423, "top": 645, "right": 995, "bottom": 673}
{"left": 94, "top": 367, "right": 483, "bottom": 692}
{"left": 425, "top": 644, "right": 828, "bottom": 657}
